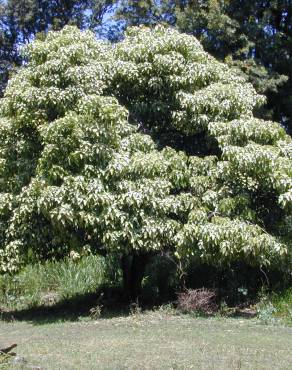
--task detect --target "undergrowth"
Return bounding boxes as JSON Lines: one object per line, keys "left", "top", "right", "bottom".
{"left": 257, "top": 288, "right": 292, "bottom": 326}
{"left": 0, "top": 255, "right": 112, "bottom": 311}
{"left": 270, "top": 288, "right": 292, "bottom": 325}
{"left": 0, "top": 255, "right": 291, "bottom": 327}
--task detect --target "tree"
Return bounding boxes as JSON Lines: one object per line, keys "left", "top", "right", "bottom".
{"left": 115, "top": 0, "right": 177, "bottom": 28}
{"left": 228, "top": 0, "right": 292, "bottom": 134}
{"left": 3, "top": 1, "right": 292, "bottom": 133}
{"left": 0, "top": 26, "right": 291, "bottom": 299}
{"left": 178, "top": 0, "right": 292, "bottom": 133}
{"left": 0, "top": 0, "right": 114, "bottom": 96}
{"left": 110, "top": 26, "right": 291, "bottom": 263}
{"left": 113, "top": 1, "right": 292, "bottom": 132}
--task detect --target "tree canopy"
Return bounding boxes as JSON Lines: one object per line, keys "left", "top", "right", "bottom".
{"left": 0, "top": 26, "right": 291, "bottom": 297}
{"left": 0, "top": 0, "right": 114, "bottom": 96}
{"left": 2, "top": 1, "right": 292, "bottom": 135}
{"left": 114, "top": 0, "right": 292, "bottom": 133}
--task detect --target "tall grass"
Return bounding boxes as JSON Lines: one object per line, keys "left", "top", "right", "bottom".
{"left": 272, "top": 288, "right": 292, "bottom": 324}
{"left": 0, "top": 255, "right": 112, "bottom": 310}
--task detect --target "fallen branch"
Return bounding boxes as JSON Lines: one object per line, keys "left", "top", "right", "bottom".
{"left": 0, "top": 343, "right": 17, "bottom": 356}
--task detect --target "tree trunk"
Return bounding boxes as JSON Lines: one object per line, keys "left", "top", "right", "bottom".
{"left": 121, "top": 253, "right": 150, "bottom": 301}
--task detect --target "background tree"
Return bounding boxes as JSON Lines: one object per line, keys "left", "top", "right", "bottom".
{"left": 176, "top": 0, "right": 292, "bottom": 133}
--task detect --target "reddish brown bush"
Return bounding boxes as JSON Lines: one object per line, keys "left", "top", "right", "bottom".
{"left": 177, "top": 288, "right": 218, "bottom": 314}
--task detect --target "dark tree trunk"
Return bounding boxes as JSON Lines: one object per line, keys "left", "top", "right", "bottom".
{"left": 121, "top": 253, "right": 150, "bottom": 301}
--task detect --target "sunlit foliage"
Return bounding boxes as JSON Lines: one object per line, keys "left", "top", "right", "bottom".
{"left": 0, "top": 26, "right": 291, "bottom": 275}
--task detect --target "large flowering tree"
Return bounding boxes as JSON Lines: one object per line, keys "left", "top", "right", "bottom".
{"left": 0, "top": 26, "right": 291, "bottom": 298}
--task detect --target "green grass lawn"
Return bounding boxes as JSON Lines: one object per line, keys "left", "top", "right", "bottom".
{"left": 1, "top": 311, "right": 292, "bottom": 370}
{"left": 1, "top": 258, "right": 291, "bottom": 369}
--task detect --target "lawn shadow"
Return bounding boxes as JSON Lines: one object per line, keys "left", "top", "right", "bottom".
{"left": 0, "top": 286, "right": 133, "bottom": 325}
{"left": 0, "top": 286, "right": 258, "bottom": 325}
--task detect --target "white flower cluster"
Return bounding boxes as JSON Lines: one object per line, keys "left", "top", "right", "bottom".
{"left": 111, "top": 25, "right": 264, "bottom": 135}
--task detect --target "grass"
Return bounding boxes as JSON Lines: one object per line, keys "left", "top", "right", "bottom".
{"left": 1, "top": 256, "right": 291, "bottom": 324}
{"left": 1, "top": 310, "right": 292, "bottom": 369}
{"left": 272, "top": 288, "right": 292, "bottom": 324}
{"left": 0, "top": 257, "right": 291, "bottom": 368}
{"left": 0, "top": 255, "right": 115, "bottom": 311}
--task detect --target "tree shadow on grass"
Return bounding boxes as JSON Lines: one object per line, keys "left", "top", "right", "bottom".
{"left": 0, "top": 286, "right": 133, "bottom": 325}
{"left": 0, "top": 294, "right": 258, "bottom": 326}
{"left": 0, "top": 285, "right": 259, "bottom": 325}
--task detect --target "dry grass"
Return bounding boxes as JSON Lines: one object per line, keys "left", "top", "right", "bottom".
{"left": 1, "top": 310, "right": 292, "bottom": 369}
